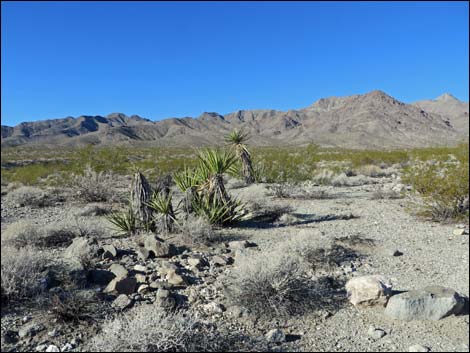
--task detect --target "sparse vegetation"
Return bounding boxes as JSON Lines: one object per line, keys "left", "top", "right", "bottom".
{"left": 72, "top": 165, "right": 117, "bottom": 202}
{"left": 4, "top": 185, "right": 57, "bottom": 207}
{"left": 225, "top": 129, "right": 255, "bottom": 184}
{"left": 1, "top": 245, "right": 49, "bottom": 304}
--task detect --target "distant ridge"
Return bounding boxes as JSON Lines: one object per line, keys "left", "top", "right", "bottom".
{"left": 2, "top": 90, "right": 468, "bottom": 149}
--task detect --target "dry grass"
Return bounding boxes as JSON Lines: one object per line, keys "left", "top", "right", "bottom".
{"left": 1, "top": 245, "right": 49, "bottom": 304}
{"left": 3, "top": 185, "right": 58, "bottom": 207}
{"left": 179, "top": 215, "right": 217, "bottom": 245}
{"left": 225, "top": 232, "right": 346, "bottom": 318}
{"left": 88, "top": 305, "right": 266, "bottom": 352}
{"left": 71, "top": 165, "right": 117, "bottom": 202}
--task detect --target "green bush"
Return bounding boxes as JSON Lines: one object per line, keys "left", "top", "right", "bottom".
{"left": 402, "top": 147, "right": 469, "bottom": 222}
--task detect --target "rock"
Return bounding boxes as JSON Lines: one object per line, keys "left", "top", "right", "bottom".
{"left": 144, "top": 235, "right": 175, "bottom": 258}
{"left": 63, "top": 237, "right": 98, "bottom": 260}
{"left": 87, "top": 269, "right": 115, "bottom": 285}
{"left": 392, "top": 249, "right": 403, "bottom": 256}
{"left": 408, "top": 344, "right": 430, "bottom": 352}
{"left": 104, "top": 276, "right": 137, "bottom": 295}
{"left": 102, "top": 244, "right": 118, "bottom": 259}
{"left": 2, "top": 330, "right": 18, "bottom": 344}
{"left": 345, "top": 275, "right": 392, "bottom": 307}
{"left": 45, "top": 345, "right": 60, "bottom": 352}
{"left": 188, "top": 256, "right": 207, "bottom": 270}
{"left": 112, "top": 294, "right": 134, "bottom": 311}
{"left": 18, "top": 322, "right": 45, "bottom": 338}
{"left": 36, "top": 344, "right": 48, "bottom": 352}
{"left": 61, "top": 343, "right": 74, "bottom": 352}
{"left": 367, "top": 326, "right": 386, "bottom": 339}
{"left": 228, "top": 240, "right": 252, "bottom": 250}
{"left": 136, "top": 246, "right": 150, "bottom": 261}
{"left": 158, "top": 262, "right": 179, "bottom": 276}
{"left": 135, "top": 274, "right": 147, "bottom": 284}
{"left": 137, "top": 284, "right": 150, "bottom": 294}
{"left": 109, "top": 264, "right": 128, "bottom": 279}
{"left": 265, "top": 328, "right": 286, "bottom": 343}
{"left": 167, "top": 271, "right": 186, "bottom": 286}
{"left": 453, "top": 228, "right": 466, "bottom": 236}
{"left": 203, "top": 302, "right": 225, "bottom": 314}
{"left": 133, "top": 264, "right": 147, "bottom": 273}
{"left": 47, "top": 328, "right": 60, "bottom": 337}
{"left": 212, "top": 255, "right": 230, "bottom": 266}
{"left": 384, "top": 286, "right": 467, "bottom": 321}
{"left": 155, "top": 289, "right": 176, "bottom": 310}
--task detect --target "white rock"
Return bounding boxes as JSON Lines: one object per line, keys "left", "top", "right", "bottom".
{"left": 45, "top": 346, "right": 60, "bottom": 353}
{"left": 408, "top": 344, "right": 430, "bottom": 352}
{"left": 345, "top": 275, "right": 392, "bottom": 307}
{"left": 367, "top": 326, "right": 386, "bottom": 339}
{"left": 265, "top": 328, "right": 286, "bottom": 343}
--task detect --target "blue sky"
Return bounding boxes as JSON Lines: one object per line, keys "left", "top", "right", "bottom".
{"left": 1, "top": 1, "right": 468, "bottom": 126}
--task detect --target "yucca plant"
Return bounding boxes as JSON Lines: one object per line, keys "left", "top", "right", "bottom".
{"left": 173, "top": 167, "right": 202, "bottom": 216}
{"left": 196, "top": 148, "right": 238, "bottom": 205}
{"left": 146, "top": 191, "right": 177, "bottom": 234}
{"left": 192, "top": 193, "right": 243, "bottom": 225}
{"left": 106, "top": 206, "right": 137, "bottom": 236}
{"left": 225, "top": 129, "right": 255, "bottom": 184}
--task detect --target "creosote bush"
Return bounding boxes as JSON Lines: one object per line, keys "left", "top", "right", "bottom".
{"left": 72, "top": 165, "right": 116, "bottom": 202}
{"left": 402, "top": 151, "right": 469, "bottom": 222}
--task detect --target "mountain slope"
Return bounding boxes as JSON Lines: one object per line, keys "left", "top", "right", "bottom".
{"left": 1, "top": 90, "right": 468, "bottom": 149}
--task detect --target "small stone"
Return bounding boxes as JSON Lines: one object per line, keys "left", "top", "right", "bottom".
{"left": 109, "top": 264, "right": 128, "bottom": 279}
{"left": 133, "top": 265, "right": 147, "bottom": 273}
{"left": 48, "top": 328, "right": 60, "bottom": 337}
{"left": 203, "top": 302, "right": 225, "bottom": 314}
{"left": 228, "top": 240, "right": 251, "bottom": 250}
{"left": 265, "top": 328, "right": 286, "bottom": 343}
{"left": 135, "top": 274, "right": 147, "bottom": 284}
{"left": 367, "top": 326, "right": 386, "bottom": 339}
{"left": 136, "top": 246, "right": 150, "bottom": 261}
{"left": 112, "top": 294, "right": 134, "bottom": 311}
{"left": 45, "top": 346, "right": 60, "bottom": 353}
{"left": 144, "top": 235, "right": 175, "bottom": 258}
{"left": 212, "top": 255, "right": 228, "bottom": 266}
{"left": 137, "top": 284, "right": 150, "bottom": 294}
{"left": 167, "top": 271, "right": 186, "bottom": 286}
{"left": 345, "top": 275, "right": 392, "bottom": 307}
{"left": 408, "top": 344, "right": 430, "bottom": 352}
{"left": 18, "top": 322, "right": 44, "bottom": 338}
{"left": 61, "top": 343, "right": 74, "bottom": 352}
{"left": 392, "top": 249, "right": 403, "bottom": 256}
{"left": 87, "top": 269, "right": 115, "bottom": 285}
{"left": 155, "top": 289, "right": 176, "bottom": 310}
{"left": 102, "top": 244, "right": 118, "bottom": 259}
{"left": 22, "top": 315, "right": 32, "bottom": 323}
{"left": 35, "top": 344, "right": 48, "bottom": 352}
{"left": 453, "top": 228, "right": 465, "bottom": 236}
{"left": 104, "top": 276, "right": 137, "bottom": 295}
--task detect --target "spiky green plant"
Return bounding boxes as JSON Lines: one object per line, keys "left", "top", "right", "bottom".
{"left": 225, "top": 129, "right": 255, "bottom": 184}
{"left": 173, "top": 167, "right": 202, "bottom": 216}
{"left": 106, "top": 206, "right": 137, "bottom": 236}
{"left": 192, "top": 193, "right": 243, "bottom": 225}
{"left": 196, "top": 148, "right": 238, "bottom": 204}
{"left": 146, "top": 191, "right": 177, "bottom": 234}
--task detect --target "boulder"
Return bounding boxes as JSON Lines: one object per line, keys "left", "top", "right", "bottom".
{"left": 63, "top": 237, "right": 98, "bottom": 260}
{"left": 155, "top": 289, "right": 176, "bottom": 310}
{"left": 384, "top": 286, "right": 467, "bottom": 321}
{"left": 345, "top": 275, "right": 392, "bottom": 307}
{"left": 18, "top": 322, "right": 45, "bottom": 338}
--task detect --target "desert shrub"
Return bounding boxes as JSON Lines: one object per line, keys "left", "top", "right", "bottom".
{"left": 312, "top": 169, "right": 335, "bottom": 185}
{"left": 2, "top": 217, "right": 108, "bottom": 249}
{"left": 266, "top": 183, "right": 296, "bottom": 198}
{"left": 192, "top": 194, "right": 244, "bottom": 225}
{"left": 370, "top": 188, "right": 403, "bottom": 200}
{"left": 226, "top": 236, "right": 345, "bottom": 317}
{"left": 402, "top": 158, "right": 469, "bottom": 222}
{"left": 179, "top": 215, "right": 217, "bottom": 245}
{"left": 1, "top": 245, "right": 49, "bottom": 304}
{"left": 77, "top": 204, "right": 112, "bottom": 217}
{"left": 72, "top": 165, "right": 116, "bottom": 202}
{"left": 3, "top": 220, "right": 76, "bottom": 249}
{"left": 3, "top": 185, "right": 55, "bottom": 207}
{"left": 48, "top": 290, "right": 108, "bottom": 323}
{"left": 330, "top": 173, "right": 371, "bottom": 187}
{"left": 88, "top": 305, "right": 266, "bottom": 352}
{"left": 106, "top": 206, "right": 137, "bottom": 236}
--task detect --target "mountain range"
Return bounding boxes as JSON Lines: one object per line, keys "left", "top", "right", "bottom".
{"left": 1, "top": 90, "right": 468, "bottom": 149}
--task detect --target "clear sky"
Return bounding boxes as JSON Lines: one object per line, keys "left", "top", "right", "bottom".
{"left": 1, "top": 1, "right": 469, "bottom": 126}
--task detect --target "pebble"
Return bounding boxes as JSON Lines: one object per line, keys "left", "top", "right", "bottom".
{"left": 367, "top": 326, "right": 386, "bottom": 339}
{"left": 408, "top": 344, "right": 430, "bottom": 352}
